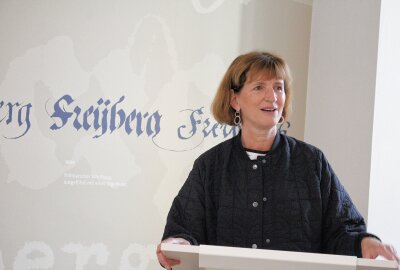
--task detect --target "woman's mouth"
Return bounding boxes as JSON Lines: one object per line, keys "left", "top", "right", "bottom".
{"left": 261, "top": 108, "right": 277, "bottom": 112}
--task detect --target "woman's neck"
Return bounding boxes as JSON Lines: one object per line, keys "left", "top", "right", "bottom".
{"left": 240, "top": 126, "right": 277, "bottom": 151}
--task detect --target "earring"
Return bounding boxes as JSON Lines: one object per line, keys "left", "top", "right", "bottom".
{"left": 278, "top": 115, "right": 285, "bottom": 124}
{"left": 234, "top": 110, "right": 242, "bottom": 128}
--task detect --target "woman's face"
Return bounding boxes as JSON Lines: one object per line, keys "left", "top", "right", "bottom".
{"left": 230, "top": 73, "right": 286, "bottom": 132}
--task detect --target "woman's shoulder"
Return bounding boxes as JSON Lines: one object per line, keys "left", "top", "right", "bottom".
{"left": 280, "top": 133, "right": 324, "bottom": 159}
{"left": 195, "top": 136, "right": 236, "bottom": 165}
{"left": 199, "top": 135, "right": 235, "bottom": 157}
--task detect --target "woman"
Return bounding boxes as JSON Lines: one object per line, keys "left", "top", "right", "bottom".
{"left": 157, "top": 51, "right": 399, "bottom": 269}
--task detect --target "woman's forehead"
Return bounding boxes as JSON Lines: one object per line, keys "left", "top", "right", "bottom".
{"left": 247, "top": 70, "right": 284, "bottom": 83}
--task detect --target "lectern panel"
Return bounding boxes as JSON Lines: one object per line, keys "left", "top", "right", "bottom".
{"left": 199, "top": 245, "right": 356, "bottom": 270}
{"left": 161, "top": 243, "right": 199, "bottom": 270}
{"left": 161, "top": 244, "right": 398, "bottom": 270}
{"left": 356, "top": 258, "right": 398, "bottom": 270}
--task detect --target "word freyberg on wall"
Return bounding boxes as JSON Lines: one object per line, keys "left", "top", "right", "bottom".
{"left": 0, "top": 100, "right": 32, "bottom": 139}
{"left": 50, "top": 95, "right": 161, "bottom": 139}
{"left": 0, "top": 95, "right": 238, "bottom": 143}
{"left": 177, "top": 107, "right": 238, "bottom": 140}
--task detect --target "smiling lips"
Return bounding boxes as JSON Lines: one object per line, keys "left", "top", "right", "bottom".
{"left": 261, "top": 107, "right": 277, "bottom": 112}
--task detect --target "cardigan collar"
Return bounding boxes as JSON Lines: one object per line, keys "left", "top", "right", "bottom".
{"left": 233, "top": 130, "right": 283, "bottom": 161}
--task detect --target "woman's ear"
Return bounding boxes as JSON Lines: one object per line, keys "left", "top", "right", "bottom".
{"left": 230, "top": 90, "right": 240, "bottom": 111}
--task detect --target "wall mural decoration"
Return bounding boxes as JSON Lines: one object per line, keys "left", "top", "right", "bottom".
{"left": 0, "top": 1, "right": 310, "bottom": 269}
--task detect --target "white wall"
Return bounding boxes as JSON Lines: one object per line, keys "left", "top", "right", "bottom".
{"left": 240, "top": 0, "right": 312, "bottom": 140}
{"left": 0, "top": 1, "right": 312, "bottom": 269}
{"left": 305, "top": 0, "right": 381, "bottom": 219}
{"left": 368, "top": 0, "right": 400, "bottom": 250}
{"left": 306, "top": 0, "right": 400, "bottom": 250}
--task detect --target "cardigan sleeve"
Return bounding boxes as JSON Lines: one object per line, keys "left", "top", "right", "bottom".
{"left": 319, "top": 152, "right": 379, "bottom": 257}
{"left": 161, "top": 159, "right": 206, "bottom": 245}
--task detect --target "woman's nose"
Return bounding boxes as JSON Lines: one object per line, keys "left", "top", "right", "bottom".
{"left": 264, "top": 87, "right": 277, "bottom": 102}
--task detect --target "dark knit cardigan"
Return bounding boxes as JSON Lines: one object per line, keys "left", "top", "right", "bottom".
{"left": 162, "top": 132, "right": 377, "bottom": 257}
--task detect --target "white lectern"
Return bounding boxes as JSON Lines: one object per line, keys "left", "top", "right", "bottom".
{"left": 161, "top": 244, "right": 398, "bottom": 270}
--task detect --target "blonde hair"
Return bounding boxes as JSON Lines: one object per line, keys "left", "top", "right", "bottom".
{"left": 211, "top": 51, "right": 292, "bottom": 125}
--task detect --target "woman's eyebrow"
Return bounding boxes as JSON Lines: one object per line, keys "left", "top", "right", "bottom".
{"left": 249, "top": 79, "right": 284, "bottom": 85}
{"left": 247, "top": 81, "right": 264, "bottom": 87}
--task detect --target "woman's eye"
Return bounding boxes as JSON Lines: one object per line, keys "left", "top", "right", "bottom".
{"left": 254, "top": 85, "right": 262, "bottom": 90}
{"left": 274, "top": 86, "right": 284, "bottom": 92}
